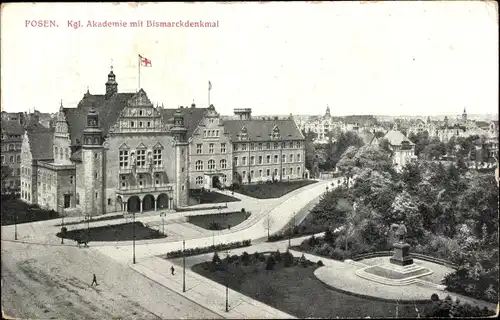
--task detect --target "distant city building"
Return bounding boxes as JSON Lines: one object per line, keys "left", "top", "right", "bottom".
{"left": 2, "top": 111, "right": 53, "bottom": 193}
{"left": 380, "top": 124, "right": 416, "bottom": 169}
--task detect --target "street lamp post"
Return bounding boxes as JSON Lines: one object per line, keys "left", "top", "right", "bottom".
{"left": 133, "top": 210, "right": 136, "bottom": 264}
{"left": 160, "top": 212, "right": 166, "bottom": 236}
{"left": 183, "top": 239, "right": 186, "bottom": 292}
{"left": 61, "top": 207, "right": 65, "bottom": 244}
{"left": 14, "top": 214, "right": 18, "bottom": 240}
{"left": 224, "top": 249, "right": 231, "bottom": 312}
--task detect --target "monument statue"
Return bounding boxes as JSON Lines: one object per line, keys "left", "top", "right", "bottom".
{"left": 390, "top": 221, "right": 407, "bottom": 243}
{"left": 389, "top": 221, "right": 413, "bottom": 266}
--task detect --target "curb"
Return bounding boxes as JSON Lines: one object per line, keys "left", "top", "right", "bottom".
{"left": 127, "top": 262, "right": 228, "bottom": 319}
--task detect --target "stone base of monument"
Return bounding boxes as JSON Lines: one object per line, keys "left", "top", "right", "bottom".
{"left": 355, "top": 263, "right": 433, "bottom": 286}
{"left": 390, "top": 242, "right": 414, "bottom": 266}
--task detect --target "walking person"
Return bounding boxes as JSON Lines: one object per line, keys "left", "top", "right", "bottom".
{"left": 91, "top": 273, "right": 98, "bottom": 286}
{"left": 171, "top": 266, "right": 175, "bottom": 275}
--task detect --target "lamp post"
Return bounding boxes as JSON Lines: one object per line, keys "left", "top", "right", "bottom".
{"left": 133, "top": 210, "right": 136, "bottom": 264}
{"left": 14, "top": 213, "right": 18, "bottom": 240}
{"left": 61, "top": 207, "right": 65, "bottom": 244}
{"left": 183, "top": 239, "right": 186, "bottom": 292}
{"left": 160, "top": 212, "right": 166, "bottom": 236}
{"left": 224, "top": 249, "right": 231, "bottom": 312}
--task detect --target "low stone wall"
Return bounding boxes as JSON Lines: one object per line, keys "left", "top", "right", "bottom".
{"left": 351, "top": 251, "right": 457, "bottom": 269}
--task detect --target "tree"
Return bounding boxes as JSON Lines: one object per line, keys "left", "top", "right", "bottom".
{"left": 265, "top": 255, "right": 276, "bottom": 270}
{"left": 262, "top": 215, "right": 274, "bottom": 241}
{"left": 283, "top": 250, "right": 294, "bottom": 267}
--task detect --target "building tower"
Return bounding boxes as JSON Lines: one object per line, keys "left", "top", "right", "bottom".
{"left": 324, "top": 105, "right": 331, "bottom": 119}
{"left": 105, "top": 66, "right": 118, "bottom": 98}
{"left": 171, "top": 109, "right": 189, "bottom": 208}
{"left": 444, "top": 116, "right": 449, "bottom": 128}
{"left": 82, "top": 108, "right": 105, "bottom": 216}
{"left": 462, "top": 107, "right": 467, "bottom": 124}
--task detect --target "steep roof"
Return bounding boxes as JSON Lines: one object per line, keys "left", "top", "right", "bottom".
{"left": 26, "top": 125, "right": 54, "bottom": 160}
{"left": 1, "top": 120, "right": 24, "bottom": 135}
{"left": 63, "top": 92, "right": 135, "bottom": 145}
{"left": 223, "top": 119, "right": 304, "bottom": 142}
{"left": 162, "top": 107, "right": 207, "bottom": 138}
{"left": 384, "top": 130, "right": 414, "bottom": 146}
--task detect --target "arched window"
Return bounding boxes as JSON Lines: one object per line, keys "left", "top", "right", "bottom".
{"left": 195, "top": 160, "right": 203, "bottom": 171}
{"left": 54, "top": 146, "right": 58, "bottom": 158}
{"left": 208, "top": 159, "right": 215, "bottom": 170}
{"left": 94, "top": 137, "right": 99, "bottom": 144}
{"left": 195, "top": 176, "right": 204, "bottom": 185}
{"left": 59, "top": 147, "right": 63, "bottom": 159}
{"left": 221, "top": 174, "right": 227, "bottom": 184}
{"left": 65, "top": 148, "right": 69, "bottom": 160}
{"left": 297, "top": 167, "right": 301, "bottom": 176}
{"left": 220, "top": 159, "right": 227, "bottom": 169}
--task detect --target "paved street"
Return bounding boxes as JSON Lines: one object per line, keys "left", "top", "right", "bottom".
{"left": 1, "top": 179, "right": 337, "bottom": 319}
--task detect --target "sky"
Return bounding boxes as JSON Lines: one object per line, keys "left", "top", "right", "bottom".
{"left": 1, "top": 2, "right": 498, "bottom": 117}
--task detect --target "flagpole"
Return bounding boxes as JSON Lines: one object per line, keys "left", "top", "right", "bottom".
{"left": 138, "top": 54, "right": 141, "bottom": 90}
{"left": 208, "top": 81, "right": 211, "bottom": 107}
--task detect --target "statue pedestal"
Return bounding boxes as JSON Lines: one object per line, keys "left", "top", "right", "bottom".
{"left": 390, "top": 242, "right": 413, "bottom": 266}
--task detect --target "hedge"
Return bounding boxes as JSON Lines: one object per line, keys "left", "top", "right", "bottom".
{"left": 166, "top": 239, "right": 252, "bottom": 258}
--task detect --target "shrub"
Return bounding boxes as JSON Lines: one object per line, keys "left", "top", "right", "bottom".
{"left": 258, "top": 254, "right": 266, "bottom": 262}
{"left": 241, "top": 251, "right": 250, "bottom": 265}
{"left": 266, "top": 256, "right": 276, "bottom": 270}
{"left": 208, "top": 221, "right": 221, "bottom": 230}
{"left": 274, "top": 250, "right": 282, "bottom": 262}
{"left": 165, "top": 239, "right": 251, "bottom": 258}
{"left": 324, "top": 228, "right": 334, "bottom": 243}
{"left": 229, "top": 254, "right": 239, "bottom": 263}
{"left": 330, "top": 247, "right": 345, "bottom": 261}
{"left": 241, "top": 208, "right": 246, "bottom": 213}
{"left": 283, "top": 250, "right": 294, "bottom": 267}
{"left": 253, "top": 251, "right": 261, "bottom": 261}
{"left": 212, "top": 252, "right": 221, "bottom": 266}
{"left": 299, "top": 253, "right": 308, "bottom": 267}
{"left": 317, "top": 260, "right": 324, "bottom": 266}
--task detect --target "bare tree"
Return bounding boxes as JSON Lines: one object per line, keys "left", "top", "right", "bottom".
{"left": 263, "top": 214, "right": 274, "bottom": 241}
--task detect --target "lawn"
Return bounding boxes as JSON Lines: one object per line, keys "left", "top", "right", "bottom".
{"left": 192, "top": 251, "right": 431, "bottom": 318}
{"left": 233, "top": 180, "right": 317, "bottom": 199}
{"left": 189, "top": 189, "right": 241, "bottom": 205}
{"left": 55, "top": 214, "right": 124, "bottom": 227}
{"left": 57, "top": 222, "right": 166, "bottom": 242}
{"left": 1, "top": 199, "right": 60, "bottom": 226}
{"left": 187, "top": 211, "right": 250, "bottom": 230}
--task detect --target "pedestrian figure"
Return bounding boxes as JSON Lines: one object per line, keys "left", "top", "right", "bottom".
{"left": 91, "top": 273, "right": 98, "bottom": 286}
{"left": 228, "top": 224, "right": 231, "bottom": 230}
{"left": 171, "top": 266, "right": 175, "bottom": 275}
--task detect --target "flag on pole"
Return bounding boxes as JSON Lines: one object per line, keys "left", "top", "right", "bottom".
{"left": 139, "top": 54, "right": 152, "bottom": 67}
{"left": 208, "top": 81, "right": 212, "bottom": 91}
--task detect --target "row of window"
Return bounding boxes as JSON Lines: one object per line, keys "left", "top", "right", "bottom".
{"left": 234, "top": 141, "right": 302, "bottom": 151}
{"left": 239, "top": 166, "right": 302, "bottom": 179}
{"left": 195, "top": 174, "right": 228, "bottom": 185}
{"left": 234, "top": 153, "right": 301, "bottom": 166}
{"left": 204, "top": 129, "right": 220, "bottom": 138}
{"left": 196, "top": 143, "right": 226, "bottom": 154}
{"left": 194, "top": 159, "right": 226, "bottom": 171}
{"left": 119, "top": 173, "right": 164, "bottom": 188}
{"left": 119, "top": 149, "right": 163, "bottom": 168}
{"left": 54, "top": 146, "right": 70, "bottom": 161}
{"left": 1, "top": 143, "right": 21, "bottom": 151}
{"left": 1, "top": 154, "right": 21, "bottom": 164}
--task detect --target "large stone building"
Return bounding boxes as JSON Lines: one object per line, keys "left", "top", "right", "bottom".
{"left": 20, "top": 67, "right": 307, "bottom": 216}
{"left": 21, "top": 68, "right": 190, "bottom": 216}
{"left": 2, "top": 112, "right": 51, "bottom": 193}
{"left": 187, "top": 106, "right": 306, "bottom": 190}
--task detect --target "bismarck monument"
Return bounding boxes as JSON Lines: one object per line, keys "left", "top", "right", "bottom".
{"left": 389, "top": 221, "right": 414, "bottom": 266}
{"left": 353, "top": 221, "right": 433, "bottom": 286}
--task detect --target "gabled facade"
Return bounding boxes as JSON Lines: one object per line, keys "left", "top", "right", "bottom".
{"left": 188, "top": 104, "right": 233, "bottom": 189}
{"left": 21, "top": 68, "right": 189, "bottom": 217}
